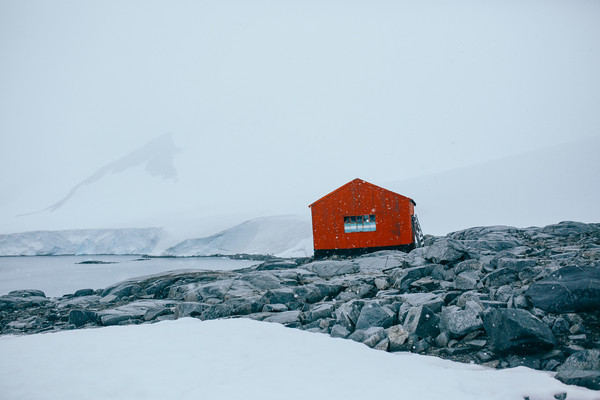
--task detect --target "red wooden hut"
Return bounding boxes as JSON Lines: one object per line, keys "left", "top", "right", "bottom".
{"left": 309, "top": 178, "right": 423, "bottom": 259}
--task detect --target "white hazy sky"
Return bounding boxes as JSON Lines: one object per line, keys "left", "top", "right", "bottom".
{"left": 1, "top": 0, "right": 599, "bottom": 235}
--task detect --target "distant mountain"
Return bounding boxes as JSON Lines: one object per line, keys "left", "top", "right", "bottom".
{"left": 163, "top": 215, "right": 313, "bottom": 258}
{"left": 0, "top": 228, "right": 163, "bottom": 256}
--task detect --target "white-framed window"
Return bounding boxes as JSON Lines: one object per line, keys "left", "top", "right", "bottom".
{"left": 344, "top": 214, "right": 376, "bottom": 233}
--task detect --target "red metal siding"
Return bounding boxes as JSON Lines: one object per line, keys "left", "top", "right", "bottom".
{"left": 310, "top": 179, "right": 415, "bottom": 251}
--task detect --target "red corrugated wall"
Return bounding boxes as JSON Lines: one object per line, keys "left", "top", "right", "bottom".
{"left": 310, "top": 179, "right": 414, "bottom": 251}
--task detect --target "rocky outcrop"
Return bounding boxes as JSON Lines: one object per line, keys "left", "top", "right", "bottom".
{"left": 1, "top": 221, "right": 599, "bottom": 392}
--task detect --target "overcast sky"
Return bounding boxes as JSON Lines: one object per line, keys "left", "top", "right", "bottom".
{"left": 1, "top": 0, "right": 599, "bottom": 235}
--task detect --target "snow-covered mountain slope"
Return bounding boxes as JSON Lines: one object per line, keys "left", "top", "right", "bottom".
{"left": 0, "top": 228, "right": 163, "bottom": 256}
{"left": 1, "top": 318, "right": 598, "bottom": 400}
{"left": 163, "top": 215, "right": 312, "bottom": 258}
{"left": 386, "top": 136, "right": 600, "bottom": 236}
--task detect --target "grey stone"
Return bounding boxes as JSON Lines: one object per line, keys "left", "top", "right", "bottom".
{"left": 496, "top": 258, "right": 537, "bottom": 272}
{"left": 330, "top": 324, "right": 351, "bottom": 338}
{"left": 362, "top": 327, "right": 387, "bottom": 348}
{"left": 525, "top": 264, "right": 600, "bottom": 313}
{"left": 144, "top": 307, "right": 172, "bottom": 321}
{"left": 264, "top": 310, "right": 303, "bottom": 326}
{"left": 68, "top": 309, "right": 97, "bottom": 327}
{"left": 454, "top": 259, "right": 482, "bottom": 274}
{"left": 431, "top": 264, "right": 453, "bottom": 281}
{"left": 483, "top": 308, "right": 556, "bottom": 354}
{"left": 392, "top": 265, "right": 434, "bottom": 291}
{"left": 483, "top": 268, "right": 518, "bottom": 287}
{"left": 334, "top": 300, "right": 364, "bottom": 331}
{"left": 355, "top": 302, "right": 395, "bottom": 330}
{"left": 261, "top": 288, "right": 297, "bottom": 305}
{"left": 73, "top": 289, "right": 95, "bottom": 297}
{"left": 439, "top": 305, "right": 483, "bottom": 339}
{"left": 424, "top": 239, "right": 469, "bottom": 264}
{"left": 263, "top": 303, "right": 288, "bottom": 312}
{"left": 399, "top": 293, "right": 444, "bottom": 313}
{"left": 175, "top": 302, "right": 208, "bottom": 318}
{"left": 453, "top": 270, "right": 480, "bottom": 291}
{"left": 307, "top": 260, "right": 359, "bottom": 278}
{"left": 387, "top": 325, "right": 410, "bottom": 351}
{"left": 305, "top": 303, "right": 334, "bottom": 322}
{"left": 403, "top": 305, "right": 440, "bottom": 339}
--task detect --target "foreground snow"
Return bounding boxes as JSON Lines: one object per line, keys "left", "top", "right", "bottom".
{"left": 0, "top": 318, "right": 598, "bottom": 400}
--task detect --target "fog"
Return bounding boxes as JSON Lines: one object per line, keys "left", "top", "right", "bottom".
{"left": 1, "top": 0, "right": 599, "bottom": 237}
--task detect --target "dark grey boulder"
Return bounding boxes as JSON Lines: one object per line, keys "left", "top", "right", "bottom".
{"left": 392, "top": 265, "right": 434, "bottom": 291}
{"left": 399, "top": 293, "right": 444, "bottom": 313}
{"left": 525, "top": 265, "right": 600, "bottom": 313}
{"left": 542, "top": 221, "right": 595, "bottom": 236}
{"left": 101, "top": 282, "right": 143, "bottom": 301}
{"left": 261, "top": 288, "right": 297, "bottom": 306}
{"left": 555, "top": 349, "right": 600, "bottom": 390}
{"left": 354, "top": 302, "right": 395, "bottom": 330}
{"left": 403, "top": 305, "right": 440, "bottom": 339}
{"left": 73, "top": 289, "right": 96, "bottom": 297}
{"left": 330, "top": 324, "right": 351, "bottom": 338}
{"left": 68, "top": 309, "right": 97, "bottom": 327}
{"left": 483, "top": 308, "right": 556, "bottom": 354}
{"left": 496, "top": 258, "right": 537, "bottom": 272}
{"left": 483, "top": 268, "right": 518, "bottom": 287}
{"left": 334, "top": 300, "right": 364, "bottom": 331}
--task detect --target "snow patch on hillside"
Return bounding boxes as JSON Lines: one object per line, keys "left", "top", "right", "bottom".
{"left": 163, "top": 215, "right": 313, "bottom": 258}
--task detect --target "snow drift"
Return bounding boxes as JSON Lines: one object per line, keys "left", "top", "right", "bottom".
{"left": 0, "top": 318, "right": 598, "bottom": 400}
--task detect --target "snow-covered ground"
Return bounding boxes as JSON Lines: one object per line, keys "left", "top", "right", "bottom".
{"left": 0, "top": 318, "right": 598, "bottom": 400}
{"left": 0, "top": 256, "right": 258, "bottom": 297}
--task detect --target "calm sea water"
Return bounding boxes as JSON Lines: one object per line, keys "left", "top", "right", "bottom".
{"left": 0, "top": 256, "right": 260, "bottom": 297}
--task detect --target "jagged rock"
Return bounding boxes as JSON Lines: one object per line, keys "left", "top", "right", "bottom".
{"left": 483, "top": 308, "right": 556, "bottom": 354}
{"left": 263, "top": 303, "right": 288, "bottom": 312}
{"left": 306, "top": 260, "right": 358, "bottom": 278}
{"left": 403, "top": 305, "right": 440, "bottom": 339}
{"left": 399, "top": 293, "right": 444, "bottom": 313}
{"left": 542, "top": 221, "right": 596, "bottom": 236}
{"left": 261, "top": 288, "right": 297, "bottom": 305}
{"left": 334, "top": 300, "right": 364, "bottom": 331}
{"left": 101, "top": 282, "right": 143, "bottom": 300}
{"left": 144, "top": 306, "right": 172, "bottom": 321}
{"left": 354, "top": 302, "right": 395, "bottom": 330}
{"left": 392, "top": 265, "right": 434, "bottom": 291}
{"left": 264, "top": 310, "right": 303, "bottom": 326}
{"left": 175, "top": 302, "right": 207, "bottom": 318}
{"left": 305, "top": 303, "right": 334, "bottom": 323}
{"left": 424, "top": 239, "right": 468, "bottom": 264}
{"left": 0, "top": 290, "right": 50, "bottom": 309}
{"left": 387, "top": 325, "right": 410, "bottom": 351}
{"left": 431, "top": 264, "right": 453, "bottom": 281}
{"left": 525, "top": 264, "right": 600, "bottom": 313}
{"left": 483, "top": 268, "right": 518, "bottom": 287}
{"left": 73, "top": 289, "right": 95, "bottom": 297}
{"left": 555, "top": 349, "right": 600, "bottom": 390}
{"left": 453, "top": 270, "right": 480, "bottom": 291}
{"left": 362, "top": 327, "right": 387, "bottom": 348}
{"left": 439, "top": 303, "right": 483, "bottom": 339}
{"left": 496, "top": 258, "right": 537, "bottom": 272}
{"left": 330, "top": 324, "right": 351, "bottom": 338}
{"left": 454, "top": 260, "right": 482, "bottom": 274}
{"left": 68, "top": 309, "right": 97, "bottom": 327}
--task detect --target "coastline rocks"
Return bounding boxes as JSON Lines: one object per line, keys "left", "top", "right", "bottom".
{"left": 2, "top": 220, "right": 600, "bottom": 391}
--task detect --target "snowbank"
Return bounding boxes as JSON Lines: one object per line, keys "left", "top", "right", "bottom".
{"left": 0, "top": 318, "right": 597, "bottom": 400}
